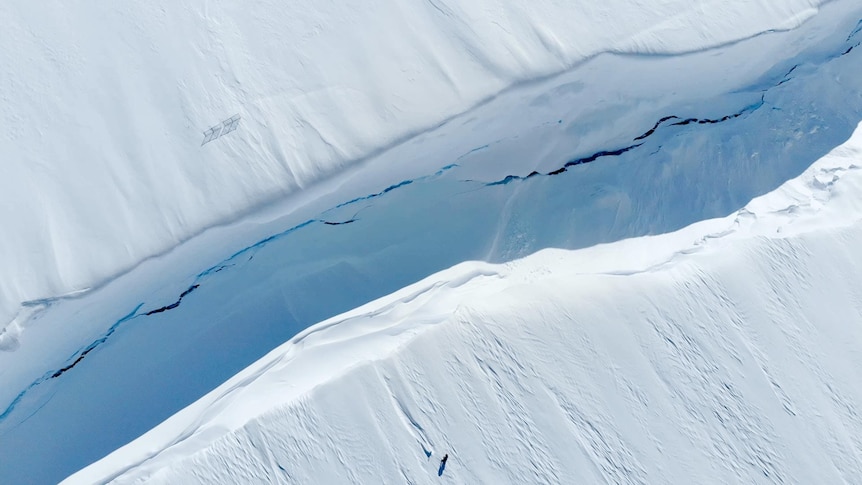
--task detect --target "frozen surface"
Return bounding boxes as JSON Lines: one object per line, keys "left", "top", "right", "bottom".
{"left": 2, "top": 1, "right": 862, "bottom": 483}
{"left": 0, "top": 0, "right": 831, "bottom": 327}
{"left": 69, "top": 122, "right": 862, "bottom": 484}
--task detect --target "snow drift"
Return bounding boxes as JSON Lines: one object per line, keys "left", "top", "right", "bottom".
{"left": 69, "top": 122, "right": 862, "bottom": 484}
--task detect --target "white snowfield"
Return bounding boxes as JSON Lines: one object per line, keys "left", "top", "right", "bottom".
{"left": 69, "top": 124, "right": 862, "bottom": 484}
{"left": 3, "top": 0, "right": 862, "bottom": 483}
{"left": 0, "top": 0, "right": 829, "bottom": 328}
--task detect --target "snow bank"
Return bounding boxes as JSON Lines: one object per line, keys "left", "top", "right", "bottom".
{"left": 0, "top": 0, "right": 828, "bottom": 326}
{"left": 68, "top": 122, "right": 862, "bottom": 484}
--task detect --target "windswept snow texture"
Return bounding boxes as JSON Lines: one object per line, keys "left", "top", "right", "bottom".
{"left": 70, "top": 125, "right": 862, "bottom": 484}
{"left": 2, "top": 2, "right": 862, "bottom": 484}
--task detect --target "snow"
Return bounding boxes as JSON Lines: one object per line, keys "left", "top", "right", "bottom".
{"left": 67, "top": 122, "right": 862, "bottom": 484}
{"left": 2, "top": 0, "right": 862, "bottom": 483}
{"left": 0, "top": 0, "right": 830, "bottom": 328}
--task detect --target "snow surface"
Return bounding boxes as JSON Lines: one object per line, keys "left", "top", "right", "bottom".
{"left": 2, "top": 1, "right": 862, "bottom": 483}
{"left": 0, "top": 0, "right": 830, "bottom": 328}
{"left": 69, "top": 121, "right": 862, "bottom": 484}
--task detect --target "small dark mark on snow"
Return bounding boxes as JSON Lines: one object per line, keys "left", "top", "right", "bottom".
{"left": 334, "top": 180, "right": 414, "bottom": 209}
{"left": 848, "top": 20, "right": 862, "bottom": 41}
{"left": 485, "top": 143, "right": 642, "bottom": 185}
{"left": 145, "top": 285, "right": 200, "bottom": 316}
{"left": 323, "top": 219, "right": 357, "bottom": 226}
{"left": 483, "top": 92, "right": 768, "bottom": 187}
{"left": 52, "top": 344, "right": 99, "bottom": 378}
{"left": 438, "top": 454, "right": 449, "bottom": 476}
{"left": 669, "top": 95, "right": 763, "bottom": 126}
{"left": 634, "top": 115, "right": 679, "bottom": 141}
{"left": 38, "top": 304, "right": 142, "bottom": 382}
{"left": 49, "top": 284, "right": 201, "bottom": 379}
{"left": 565, "top": 145, "right": 643, "bottom": 167}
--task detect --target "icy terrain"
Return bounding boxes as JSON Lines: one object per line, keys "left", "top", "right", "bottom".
{"left": 0, "top": 0, "right": 831, "bottom": 329}
{"left": 70, "top": 123, "right": 862, "bottom": 484}
{"left": 2, "top": 0, "right": 862, "bottom": 483}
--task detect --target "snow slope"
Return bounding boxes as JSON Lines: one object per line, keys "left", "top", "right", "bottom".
{"left": 3, "top": 2, "right": 862, "bottom": 483}
{"left": 0, "top": 0, "right": 831, "bottom": 328}
{"left": 69, "top": 121, "right": 862, "bottom": 484}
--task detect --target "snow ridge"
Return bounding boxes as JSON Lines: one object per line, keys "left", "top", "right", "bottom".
{"left": 69, "top": 124, "right": 862, "bottom": 484}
